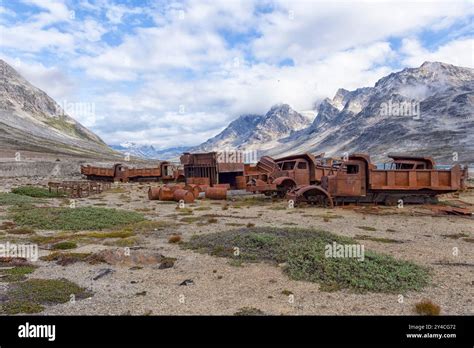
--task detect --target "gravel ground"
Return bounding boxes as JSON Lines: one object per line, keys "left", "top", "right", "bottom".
{"left": 0, "top": 179, "right": 473, "bottom": 316}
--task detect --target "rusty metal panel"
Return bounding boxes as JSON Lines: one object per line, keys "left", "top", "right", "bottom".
{"left": 217, "top": 162, "right": 244, "bottom": 173}
{"left": 235, "top": 176, "right": 246, "bottom": 189}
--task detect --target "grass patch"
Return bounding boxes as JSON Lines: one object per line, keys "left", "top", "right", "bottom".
{"left": 234, "top": 196, "right": 269, "bottom": 207}
{"left": 10, "top": 206, "right": 145, "bottom": 230}
{"left": 414, "top": 300, "right": 441, "bottom": 315}
{"left": 441, "top": 233, "right": 469, "bottom": 239}
{"left": 84, "top": 230, "right": 135, "bottom": 239}
{"left": 106, "top": 237, "right": 138, "bottom": 247}
{"left": 51, "top": 241, "right": 78, "bottom": 250}
{"left": 11, "top": 186, "right": 65, "bottom": 198}
{"left": 0, "top": 193, "right": 38, "bottom": 206}
{"left": 225, "top": 223, "right": 245, "bottom": 227}
{"left": 462, "top": 238, "right": 474, "bottom": 243}
{"left": 40, "top": 252, "right": 92, "bottom": 266}
{"left": 0, "top": 278, "right": 92, "bottom": 314}
{"left": 356, "top": 226, "right": 377, "bottom": 232}
{"left": 354, "top": 235, "right": 403, "bottom": 244}
{"left": 180, "top": 216, "right": 201, "bottom": 223}
{"left": 176, "top": 207, "right": 194, "bottom": 215}
{"left": 6, "top": 227, "right": 35, "bottom": 235}
{"left": 228, "top": 259, "right": 243, "bottom": 267}
{"left": 183, "top": 227, "right": 430, "bottom": 293}
{"left": 194, "top": 206, "right": 212, "bottom": 211}
{"left": 268, "top": 205, "right": 287, "bottom": 210}
{"left": 0, "top": 265, "right": 36, "bottom": 282}
{"left": 234, "top": 307, "right": 265, "bottom": 316}
{"left": 29, "top": 233, "right": 72, "bottom": 245}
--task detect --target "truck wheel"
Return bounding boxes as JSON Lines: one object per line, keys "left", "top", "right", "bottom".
{"left": 384, "top": 196, "right": 399, "bottom": 206}
{"left": 276, "top": 180, "right": 296, "bottom": 198}
{"left": 294, "top": 186, "right": 334, "bottom": 208}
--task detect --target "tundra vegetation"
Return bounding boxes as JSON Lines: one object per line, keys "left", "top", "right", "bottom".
{"left": 183, "top": 227, "right": 430, "bottom": 293}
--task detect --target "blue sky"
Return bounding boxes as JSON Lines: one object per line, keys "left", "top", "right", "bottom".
{"left": 0, "top": 0, "right": 473, "bottom": 148}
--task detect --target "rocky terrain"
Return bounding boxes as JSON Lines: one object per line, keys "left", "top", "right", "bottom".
{"left": 0, "top": 180, "right": 472, "bottom": 316}
{"left": 0, "top": 59, "right": 120, "bottom": 160}
{"left": 110, "top": 142, "right": 191, "bottom": 161}
{"left": 194, "top": 104, "right": 312, "bottom": 154}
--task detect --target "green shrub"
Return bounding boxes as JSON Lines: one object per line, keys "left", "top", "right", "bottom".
{"left": 0, "top": 278, "right": 92, "bottom": 314}
{"left": 10, "top": 206, "right": 145, "bottom": 230}
{"left": 0, "top": 193, "right": 38, "bottom": 206}
{"left": 51, "top": 241, "right": 78, "bottom": 250}
{"left": 184, "top": 227, "right": 430, "bottom": 293}
{"left": 12, "top": 186, "right": 66, "bottom": 198}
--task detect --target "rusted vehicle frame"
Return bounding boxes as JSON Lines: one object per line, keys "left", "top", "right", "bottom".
{"left": 291, "top": 153, "right": 468, "bottom": 207}
{"left": 245, "top": 153, "right": 339, "bottom": 197}
{"left": 81, "top": 162, "right": 184, "bottom": 183}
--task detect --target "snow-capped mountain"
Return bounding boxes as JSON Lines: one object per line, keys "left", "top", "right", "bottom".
{"left": 193, "top": 61, "right": 472, "bottom": 164}
{"left": 110, "top": 142, "right": 190, "bottom": 161}
{"left": 193, "top": 104, "right": 312, "bottom": 153}
{"left": 0, "top": 59, "right": 118, "bottom": 158}
{"left": 266, "top": 61, "right": 473, "bottom": 163}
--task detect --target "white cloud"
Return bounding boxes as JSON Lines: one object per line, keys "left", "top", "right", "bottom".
{"left": 401, "top": 37, "right": 474, "bottom": 68}
{"left": 1, "top": 0, "right": 472, "bottom": 148}
{"left": 251, "top": 0, "right": 473, "bottom": 63}
{"left": 0, "top": 55, "right": 76, "bottom": 100}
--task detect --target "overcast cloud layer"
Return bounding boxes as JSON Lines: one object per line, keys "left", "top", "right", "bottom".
{"left": 1, "top": 0, "right": 473, "bottom": 149}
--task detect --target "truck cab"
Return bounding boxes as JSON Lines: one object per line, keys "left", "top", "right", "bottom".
{"left": 324, "top": 155, "right": 369, "bottom": 197}
{"left": 275, "top": 158, "right": 311, "bottom": 186}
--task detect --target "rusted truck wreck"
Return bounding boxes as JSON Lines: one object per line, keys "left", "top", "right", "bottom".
{"left": 286, "top": 154, "right": 468, "bottom": 207}
{"left": 245, "top": 153, "right": 338, "bottom": 197}
{"left": 81, "top": 162, "right": 184, "bottom": 183}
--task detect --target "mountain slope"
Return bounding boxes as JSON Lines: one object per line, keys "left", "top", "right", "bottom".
{"left": 266, "top": 62, "right": 473, "bottom": 163}
{"left": 110, "top": 142, "right": 190, "bottom": 160}
{"left": 0, "top": 59, "right": 118, "bottom": 158}
{"left": 193, "top": 104, "right": 312, "bottom": 153}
